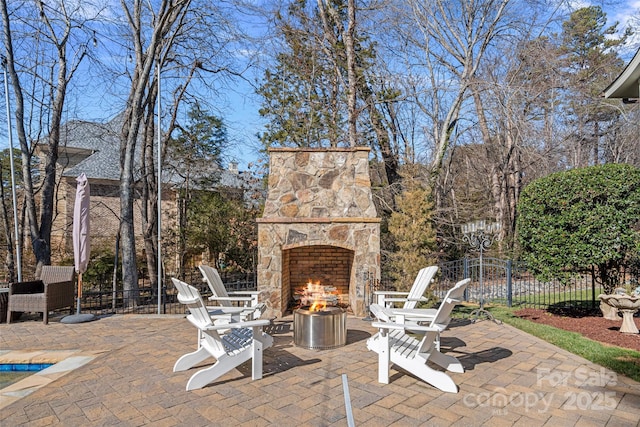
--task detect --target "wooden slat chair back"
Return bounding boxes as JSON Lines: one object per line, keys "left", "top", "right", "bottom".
{"left": 404, "top": 266, "right": 439, "bottom": 309}
{"left": 374, "top": 265, "right": 438, "bottom": 309}
{"left": 199, "top": 265, "right": 265, "bottom": 320}
{"left": 428, "top": 278, "right": 470, "bottom": 331}
{"left": 198, "top": 265, "right": 233, "bottom": 306}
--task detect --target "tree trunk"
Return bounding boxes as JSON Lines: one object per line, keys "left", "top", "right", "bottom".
{"left": 0, "top": 163, "right": 16, "bottom": 282}
{"left": 366, "top": 92, "right": 400, "bottom": 186}
{"left": 2, "top": 0, "right": 89, "bottom": 274}
{"left": 593, "top": 121, "right": 599, "bottom": 165}
{"left": 178, "top": 190, "right": 187, "bottom": 280}
{"left": 37, "top": 49, "right": 71, "bottom": 269}
{"left": 120, "top": 107, "right": 140, "bottom": 305}
{"left": 118, "top": 0, "right": 192, "bottom": 299}
{"left": 357, "top": 80, "right": 401, "bottom": 187}
{"left": 345, "top": 0, "right": 358, "bottom": 147}
{"left": 141, "top": 95, "right": 158, "bottom": 295}
{"left": 1, "top": 0, "right": 38, "bottom": 272}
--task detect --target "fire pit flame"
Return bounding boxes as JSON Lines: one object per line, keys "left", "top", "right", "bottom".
{"left": 299, "top": 280, "right": 338, "bottom": 310}
{"left": 293, "top": 278, "right": 346, "bottom": 350}
{"left": 309, "top": 300, "right": 326, "bottom": 312}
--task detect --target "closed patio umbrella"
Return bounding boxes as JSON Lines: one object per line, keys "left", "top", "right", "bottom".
{"left": 63, "top": 173, "right": 95, "bottom": 323}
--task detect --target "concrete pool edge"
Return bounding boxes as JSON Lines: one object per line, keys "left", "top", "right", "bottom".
{"left": 0, "top": 350, "right": 101, "bottom": 410}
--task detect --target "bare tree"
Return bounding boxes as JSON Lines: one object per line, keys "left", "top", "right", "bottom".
{"left": 0, "top": 151, "right": 16, "bottom": 281}
{"left": 369, "top": 0, "right": 564, "bottom": 255}
{"left": 116, "top": 0, "right": 194, "bottom": 301}
{"left": 116, "top": 0, "right": 252, "bottom": 299}
{"left": 1, "top": 0, "right": 98, "bottom": 276}
{"left": 399, "top": 0, "right": 512, "bottom": 181}
{"left": 317, "top": 0, "right": 358, "bottom": 147}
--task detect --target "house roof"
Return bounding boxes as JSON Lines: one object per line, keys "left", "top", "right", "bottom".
{"left": 58, "top": 116, "right": 123, "bottom": 180}
{"left": 54, "top": 115, "right": 252, "bottom": 190}
{"left": 603, "top": 47, "right": 640, "bottom": 99}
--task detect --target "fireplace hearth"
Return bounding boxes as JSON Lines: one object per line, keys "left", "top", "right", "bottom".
{"left": 257, "top": 148, "right": 381, "bottom": 318}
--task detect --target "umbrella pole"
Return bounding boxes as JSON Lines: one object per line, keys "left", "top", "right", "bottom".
{"left": 77, "top": 273, "right": 83, "bottom": 315}
{"left": 62, "top": 271, "right": 94, "bottom": 324}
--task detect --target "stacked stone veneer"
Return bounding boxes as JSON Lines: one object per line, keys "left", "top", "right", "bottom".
{"left": 257, "top": 147, "right": 381, "bottom": 318}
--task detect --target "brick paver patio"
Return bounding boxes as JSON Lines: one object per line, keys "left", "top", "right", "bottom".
{"left": 1, "top": 313, "right": 639, "bottom": 426}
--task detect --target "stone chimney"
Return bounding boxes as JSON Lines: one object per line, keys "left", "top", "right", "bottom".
{"left": 257, "top": 147, "right": 380, "bottom": 318}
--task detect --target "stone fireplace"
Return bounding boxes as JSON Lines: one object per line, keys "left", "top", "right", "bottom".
{"left": 257, "top": 147, "right": 381, "bottom": 318}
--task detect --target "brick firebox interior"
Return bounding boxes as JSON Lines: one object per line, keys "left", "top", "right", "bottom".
{"left": 285, "top": 245, "right": 353, "bottom": 309}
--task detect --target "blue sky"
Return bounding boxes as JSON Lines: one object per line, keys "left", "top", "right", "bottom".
{"left": 225, "top": 0, "right": 640, "bottom": 170}
{"left": 591, "top": 0, "right": 640, "bottom": 56}
{"left": 1, "top": 0, "right": 638, "bottom": 170}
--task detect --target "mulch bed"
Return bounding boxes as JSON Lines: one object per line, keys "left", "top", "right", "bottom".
{"left": 513, "top": 308, "right": 640, "bottom": 352}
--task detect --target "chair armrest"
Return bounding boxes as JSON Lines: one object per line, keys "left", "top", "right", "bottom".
{"left": 389, "top": 308, "right": 437, "bottom": 319}
{"left": 206, "top": 304, "right": 266, "bottom": 322}
{"left": 205, "top": 306, "right": 259, "bottom": 315}
{"left": 371, "top": 321, "right": 438, "bottom": 333}
{"left": 228, "top": 291, "right": 260, "bottom": 296}
{"left": 203, "top": 318, "right": 270, "bottom": 331}
{"left": 44, "top": 280, "right": 74, "bottom": 292}
{"left": 373, "top": 292, "right": 427, "bottom": 302}
{"left": 383, "top": 296, "right": 428, "bottom": 303}
{"left": 373, "top": 291, "right": 410, "bottom": 297}
{"left": 207, "top": 295, "right": 256, "bottom": 303}
{"left": 43, "top": 280, "right": 75, "bottom": 307}
{"left": 44, "top": 280, "right": 74, "bottom": 289}
{"left": 374, "top": 291, "right": 429, "bottom": 307}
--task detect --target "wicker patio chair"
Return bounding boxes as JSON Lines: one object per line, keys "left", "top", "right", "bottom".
{"left": 7, "top": 266, "right": 75, "bottom": 324}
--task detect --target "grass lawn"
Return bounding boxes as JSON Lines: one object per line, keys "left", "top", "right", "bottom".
{"left": 452, "top": 304, "right": 640, "bottom": 383}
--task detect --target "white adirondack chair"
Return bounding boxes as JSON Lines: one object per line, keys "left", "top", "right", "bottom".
{"left": 373, "top": 265, "right": 438, "bottom": 308}
{"left": 199, "top": 264, "right": 266, "bottom": 320}
{"left": 172, "top": 278, "right": 274, "bottom": 391}
{"left": 366, "top": 278, "right": 471, "bottom": 393}
{"left": 373, "top": 278, "right": 471, "bottom": 350}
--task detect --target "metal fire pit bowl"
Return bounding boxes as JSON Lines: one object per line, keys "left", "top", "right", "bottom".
{"left": 294, "top": 306, "right": 347, "bottom": 350}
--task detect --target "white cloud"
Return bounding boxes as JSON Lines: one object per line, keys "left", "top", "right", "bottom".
{"left": 612, "top": 2, "right": 640, "bottom": 55}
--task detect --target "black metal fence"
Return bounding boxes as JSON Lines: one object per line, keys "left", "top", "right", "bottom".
{"left": 435, "top": 257, "right": 637, "bottom": 311}
{"left": 372, "top": 257, "right": 637, "bottom": 312}
{"left": 75, "top": 269, "right": 257, "bottom": 316}
{"left": 8, "top": 259, "right": 636, "bottom": 317}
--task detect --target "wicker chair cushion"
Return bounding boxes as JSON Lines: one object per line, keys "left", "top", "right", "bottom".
{"left": 10, "top": 280, "right": 45, "bottom": 294}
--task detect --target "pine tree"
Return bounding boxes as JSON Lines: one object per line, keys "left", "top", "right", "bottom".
{"left": 559, "top": 6, "right": 631, "bottom": 166}
{"left": 387, "top": 177, "right": 437, "bottom": 291}
{"left": 257, "top": 1, "right": 347, "bottom": 148}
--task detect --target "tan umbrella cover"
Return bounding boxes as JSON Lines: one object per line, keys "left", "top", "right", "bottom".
{"left": 73, "top": 173, "right": 91, "bottom": 299}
